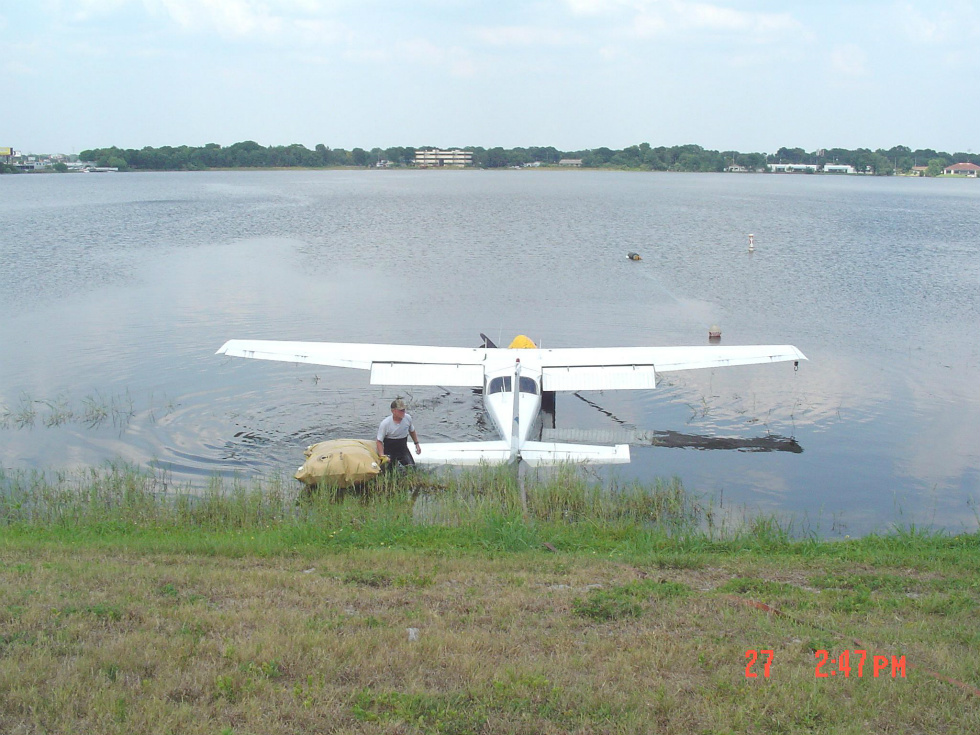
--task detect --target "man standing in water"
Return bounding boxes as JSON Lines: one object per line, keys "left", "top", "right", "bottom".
{"left": 376, "top": 398, "right": 421, "bottom": 468}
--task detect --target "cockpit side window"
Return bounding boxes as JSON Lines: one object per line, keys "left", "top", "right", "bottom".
{"left": 487, "top": 376, "right": 512, "bottom": 394}
{"left": 519, "top": 376, "right": 538, "bottom": 394}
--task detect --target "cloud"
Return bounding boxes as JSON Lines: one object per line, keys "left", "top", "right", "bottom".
{"left": 371, "top": 39, "right": 479, "bottom": 79}
{"left": 152, "top": 0, "right": 277, "bottom": 37}
{"left": 631, "top": 1, "right": 801, "bottom": 38}
{"left": 474, "top": 25, "right": 585, "bottom": 47}
{"left": 67, "top": 0, "right": 133, "bottom": 22}
{"left": 829, "top": 44, "right": 869, "bottom": 78}
{"left": 291, "top": 17, "right": 351, "bottom": 44}
{"left": 895, "top": 1, "right": 980, "bottom": 45}
{"left": 598, "top": 44, "right": 627, "bottom": 61}
{"left": 340, "top": 46, "right": 390, "bottom": 64}
{"left": 447, "top": 50, "right": 477, "bottom": 78}
{"left": 400, "top": 38, "right": 446, "bottom": 66}
{"left": 562, "top": 0, "right": 801, "bottom": 37}
{"left": 1, "top": 40, "right": 45, "bottom": 77}
{"left": 136, "top": 0, "right": 348, "bottom": 43}
{"left": 563, "top": 0, "right": 627, "bottom": 15}
{"left": 3, "top": 59, "right": 38, "bottom": 77}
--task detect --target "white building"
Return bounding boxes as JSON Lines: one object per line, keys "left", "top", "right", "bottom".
{"left": 768, "top": 163, "right": 819, "bottom": 173}
{"left": 414, "top": 149, "right": 473, "bottom": 167}
{"left": 943, "top": 162, "right": 980, "bottom": 177}
{"left": 824, "top": 164, "right": 856, "bottom": 174}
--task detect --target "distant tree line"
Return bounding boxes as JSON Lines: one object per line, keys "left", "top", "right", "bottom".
{"left": 72, "top": 141, "right": 980, "bottom": 175}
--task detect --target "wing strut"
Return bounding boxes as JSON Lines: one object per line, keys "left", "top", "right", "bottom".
{"left": 510, "top": 359, "right": 521, "bottom": 462}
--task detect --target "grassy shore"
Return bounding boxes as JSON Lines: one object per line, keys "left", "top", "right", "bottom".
{"left": 2, "top": 465, "right": 978, "bottom": 733}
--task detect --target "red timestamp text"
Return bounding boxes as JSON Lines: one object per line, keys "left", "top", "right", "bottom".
{"left": 744, "top": 649, "right": 774, "bottom": 678}
{"left": 815, "top": 650, "right": 906, "bottom": 678}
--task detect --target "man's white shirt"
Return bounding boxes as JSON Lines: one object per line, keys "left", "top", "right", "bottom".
{"left": 377, "top": 413, "right": 414, "bottom": 441}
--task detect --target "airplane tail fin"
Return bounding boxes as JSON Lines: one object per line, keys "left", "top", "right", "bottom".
{"left": 519, "top": 441, "right": 630, "bottom": 467}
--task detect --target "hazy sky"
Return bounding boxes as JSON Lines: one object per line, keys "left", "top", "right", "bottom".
{"left": 3, "top": 0, "right": 978, "bottom": 154}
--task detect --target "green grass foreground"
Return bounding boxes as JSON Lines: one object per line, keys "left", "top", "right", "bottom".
{"left": 2, "top": 465, "right": 979, "bottom": 733}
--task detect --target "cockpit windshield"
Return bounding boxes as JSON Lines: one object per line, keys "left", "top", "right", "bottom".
{"left": 487, "top": 376, "right": 538, "bottom": 395}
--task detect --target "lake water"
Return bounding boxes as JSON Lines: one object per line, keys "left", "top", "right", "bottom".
{"left": 1, "top": 170, "right": 978, "bottom": 535}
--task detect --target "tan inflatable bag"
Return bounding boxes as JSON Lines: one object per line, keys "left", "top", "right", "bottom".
{"left": 294, "top": 439, "right": 387, "bottom": 487}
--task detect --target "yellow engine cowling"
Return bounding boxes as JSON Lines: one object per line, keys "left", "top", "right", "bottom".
{"left": 507, "top": 335, "right": 537, "bottom": 349}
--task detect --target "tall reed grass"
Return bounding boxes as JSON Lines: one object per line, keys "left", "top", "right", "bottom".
{"left": 0, "top": 462, "right": 707, "bottom": 527}
{"left": 0, "top": 464, "right": 292, "bottom": 530}
{"left": 0, "top": 462, "right": 844, "bottom": 553}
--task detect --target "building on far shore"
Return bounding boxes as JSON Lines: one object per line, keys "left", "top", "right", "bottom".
{"left": 767, "top": 162, "right": 859, "bottom": 174}
{"left": 943, "top": 162, "right": 980, "bottom": 177}
{"left": 768, "top": 163, "right": 819, "bottom": 173}
{"left": 414, "top": 149, "right": 472, "bottom": 167}
{"left": 558, "top": 158, "right": 583, "bottom": 167}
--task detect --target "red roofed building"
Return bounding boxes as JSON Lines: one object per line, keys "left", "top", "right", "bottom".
{"left": 943, "top": 162, "right": 980, "bottom": 177}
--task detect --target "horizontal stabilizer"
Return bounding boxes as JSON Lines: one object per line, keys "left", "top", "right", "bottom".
{"left": 415, "top": 441, "right": 513, "bottom": 466}
{"left": 519, "top": 441, "right": 630, "bottom": 467}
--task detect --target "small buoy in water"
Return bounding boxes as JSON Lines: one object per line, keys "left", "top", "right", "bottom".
{"left": 708, "top": 325, "right": 722, "bottom": 342}
{"left": 748, "top": 234, "right": 755, "bottom": 252}
{"left": 627, "top": 251, "right": 642, "bottom": 261}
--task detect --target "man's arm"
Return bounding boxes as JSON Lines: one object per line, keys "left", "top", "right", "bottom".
{"left": 409, "top": 429, "right": 421, "bottom": 455}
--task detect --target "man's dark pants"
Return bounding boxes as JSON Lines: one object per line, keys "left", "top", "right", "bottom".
{"left": 383, "top": 437, "right": 415, "bottom": 470}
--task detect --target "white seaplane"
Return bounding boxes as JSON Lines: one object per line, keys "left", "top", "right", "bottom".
{"left": 216, "top": 335, "right": 806, "bottom": 467}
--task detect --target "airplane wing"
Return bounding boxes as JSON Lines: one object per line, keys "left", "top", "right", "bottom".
{"left": 536, "top": 345, "right": 806, "bottom": 392}
{"left": 216, "top": 339, "right": 487, "bottom": 387}
{"left": 218, "top": 341, "right": 804, "bottom": 392}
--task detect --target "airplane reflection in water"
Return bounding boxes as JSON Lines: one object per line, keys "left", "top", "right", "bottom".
{"left": 555, "top": 392, "right": 803, "bottom": 453}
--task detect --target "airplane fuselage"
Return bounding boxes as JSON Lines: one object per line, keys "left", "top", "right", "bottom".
{"left": 482, "top": 359, "right": 542, "bottom": 457}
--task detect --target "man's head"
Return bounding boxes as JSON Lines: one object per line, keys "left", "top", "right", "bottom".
{"left": 390, "top": 398, "right": 406, "bottom": 417}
